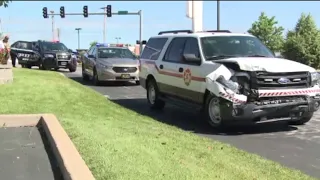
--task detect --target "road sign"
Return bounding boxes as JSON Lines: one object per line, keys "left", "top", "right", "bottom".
{"left": 118, "top": 11, "right": 128, "bottom": 15}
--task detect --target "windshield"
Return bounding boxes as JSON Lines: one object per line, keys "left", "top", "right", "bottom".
{"left": 42, "top": 42, "right": 68, "bottom": 52}
{"left": 200, "top": 36, "right": 275, "bottom": 60}
{"left": 98, "top": 48, "right": 136, "bottom": 59}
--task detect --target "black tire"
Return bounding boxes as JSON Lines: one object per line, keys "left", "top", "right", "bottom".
{"left": 146, "top": 79, "right": 165, "bottom": 110}
{"left": 203, "top": 93, "right": 226, "bottom": 129}
{"left": 136, "top": 80, "right": 140, "bottom": 85}
{"left": 39, "top": 62, "right": 47, "bottom": 70}
{"left": 93, "top": 68, "right": 100, "bottom": 86}
{"left": 26, "top": 65, "right": 32, "bottom": 69}
{"left": 21, "top": 65, "right": 26, "bottom": 68}
{"left": 54, "top": 67, "right": 59, "bottom": 71}
{"left": 69, "top": 67, "right": 76, "bottom": 72}
{"left": 288, "top": 112, "right": 313, "bottom": 125}
{"left": 82, "top": 65, "right": 90, "bottom": 81}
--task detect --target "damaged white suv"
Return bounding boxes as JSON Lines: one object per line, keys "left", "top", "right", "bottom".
{"left": 139, "top": 30, "right": 320, "bottom": 128}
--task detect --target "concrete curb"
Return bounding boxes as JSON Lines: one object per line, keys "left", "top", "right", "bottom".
{"left": 0, "top": 114, "right": 95, "bottom": 180}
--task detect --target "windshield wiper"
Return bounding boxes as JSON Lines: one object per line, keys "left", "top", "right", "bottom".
{"left": 206, "top": 55, "right": 238, "bottom": 60}
{"left": 245, "top": 54, "right": 268, "bottom": 57}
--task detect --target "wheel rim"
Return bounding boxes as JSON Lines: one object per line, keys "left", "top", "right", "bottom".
{"left": 208, "top": 97, "right": 222, "bottom": 125}
{"left": 148, "top": 84, "right": 156, "bottom": 105}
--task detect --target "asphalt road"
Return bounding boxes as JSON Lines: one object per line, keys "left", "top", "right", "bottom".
{"left": 63, "top": 67, "right": 320, "bottom": 178}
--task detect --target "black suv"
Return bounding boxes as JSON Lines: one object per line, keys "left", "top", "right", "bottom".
{"left": 34, "top": 40, "right": 77, "bottom": 72}
{"left": 10, "top": 41, "right": 41, "bottom": 68}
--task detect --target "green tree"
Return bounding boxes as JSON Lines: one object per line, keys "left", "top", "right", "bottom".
{"left": 282, "top": 13, "right": 320, "bottom": 68}
{"left": 248, "top": 12, "right": 284, "bottom": 52}
{"left": 90, "top": 41, "right": 98, "bottom": 47}
{"left": 0, "top": 0, "right": 11, "bottom": 8}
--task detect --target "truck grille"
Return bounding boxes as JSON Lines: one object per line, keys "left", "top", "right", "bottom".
{"left": 251, "top": 71, "right": 310, "bottom": 89}
{"left": 113, "top": 67, "right": 137, "bottom": 73}
{"left": 57, "top": 55, "right": 71, "bottom": 60}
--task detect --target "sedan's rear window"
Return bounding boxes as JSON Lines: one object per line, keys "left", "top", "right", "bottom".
{"left": 98, "top": 48, "right": 136, "bottom": 59}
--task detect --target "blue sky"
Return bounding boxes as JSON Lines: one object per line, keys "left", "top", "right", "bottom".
{"left": 0, "top": 1, "right": 319, "bottom": 50}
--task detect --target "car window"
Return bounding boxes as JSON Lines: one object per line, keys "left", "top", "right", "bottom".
{"left": 41, "top": 42, "right": 69, "bottom": 52}
{"left": 11, "top": 42, "right": 17, "bottom": 48}
{"left": 141, "top": 37, "right": 168, "bottom": 60}
{"left": 87, "top": 46, "right": 95, "bottom": 55}
{"left": 201, "top": 36, "right": 274, "bottom": 60}
{"left": 183, "top": 38, "right": 200, "bottom": 58}
{"left": 91, "top": 47, "right": 97, "bottom": 57}
{"left": 98, "top": 48, "right": 136, "bottom": 59}
{"left": 16, "top": 41, "right": 33, "bottom": 50}
{"left": 163, "top": 37, "right": 187, "bottom": 63}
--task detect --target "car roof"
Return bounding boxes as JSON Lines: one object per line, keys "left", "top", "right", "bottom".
{"left": 97, "top": 46, "right": 128, "bottom": 49}
{"left": 150, "top": 30, "right": 254, "bottom": 39}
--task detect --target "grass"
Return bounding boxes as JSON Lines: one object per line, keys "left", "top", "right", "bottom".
{"left": 0, "top": 68, "right": 316, "bottom": 180}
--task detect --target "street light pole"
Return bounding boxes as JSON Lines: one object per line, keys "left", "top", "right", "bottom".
{"left": 50, "top": 10, "right": 55, "bottom": 41}
{"left": 100, "top": 7, "right": 107, "bottom": 43}
{"left": 75, "top": 28, "right": 82, "bottom": 49}
{"left": 217, "top": 0, "right": 220, "bottom": 30}
{"left": 139, "top": 10, "right": 143, "bottom": 56}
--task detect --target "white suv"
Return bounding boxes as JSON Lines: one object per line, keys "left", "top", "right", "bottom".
{"left": 139, "top": 30, "right": 320, "bottom": 128}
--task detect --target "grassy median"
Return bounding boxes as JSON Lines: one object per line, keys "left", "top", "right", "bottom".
{"left": 0, "top": 68, "right": 315, "bottom": 180}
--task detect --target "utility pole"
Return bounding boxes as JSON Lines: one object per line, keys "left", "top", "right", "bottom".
{"left": 50, "top": 10, "right": 55, "bottom": 41}
{"left": 138, "top": 10, "right": 143, "bottom": 56}
{"left": 217, "top": 0, "right": 220, "bottom": 30}
{"left": 115, "top": 37, "right": 121, "bottom": 44}
{"left": 75, "top": 28, "right": 82, "bottom": 49}
{"left": 100, "top": 6, "right": 107, "bottom": 43}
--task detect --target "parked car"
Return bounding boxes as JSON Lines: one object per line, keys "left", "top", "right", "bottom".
{"left": 81, "top": 43, "right": 139, "bottom": 85}
{"left": 10, "top": 41, "right": 41, "bottom": 68}
{"left": 35, "top": 40, "right": 77, "bottom": 72}
{"left": 139, "top": 29, "right": 320, "bottom": 129}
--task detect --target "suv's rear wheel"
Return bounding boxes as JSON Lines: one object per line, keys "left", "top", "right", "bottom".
{"left": 288, "top": 112, "right": 313, "bottom": 125}
{"left": 147, "top": 79, "right": 165, "bottom": 110}
{"left": 204, "top": 94, "right": 225, "bottom": 129}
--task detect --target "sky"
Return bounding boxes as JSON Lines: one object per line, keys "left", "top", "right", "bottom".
{"left": 0, "top": 1, "right": 319, "bottom": 50}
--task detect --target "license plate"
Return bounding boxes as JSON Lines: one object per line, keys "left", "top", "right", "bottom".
{"left": 60, "top": 62, "right": 67, "bottom": 65}
{"left": 120, "top": 74, "right": 130, "bottom": 79}
{"left": 22, "top": 58, "right": 28, "bottom": 61}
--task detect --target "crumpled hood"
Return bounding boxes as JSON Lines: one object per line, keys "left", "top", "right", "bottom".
{"left": 99, "top": 58, "right": 138, "bottom": 66}
{"left": 214, "top": 57, "right": 316, "bottom": 72}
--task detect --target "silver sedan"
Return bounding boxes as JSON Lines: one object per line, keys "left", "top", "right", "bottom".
{"left": 81, "top": 46, "right": 140, "bottom": 85}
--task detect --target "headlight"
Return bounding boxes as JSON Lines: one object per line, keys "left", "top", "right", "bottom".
{"left": 44, "top": 54, "right": 54, "bottom": 58}
{"left": 216, "top": 75, "right": 239, "bottom": 92}
{"left": 97, "top": 63, "right": 112, "bottom": 70}
{"left": 311, "top": 72, "right": 320, "bottom": 86}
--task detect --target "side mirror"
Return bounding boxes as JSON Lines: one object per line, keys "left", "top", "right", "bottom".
{"left": 68, "top": 49, "right": 73, "bottom": 53}
{"left": 182, "top": 54, "right": 201, "bottom": 64}
{"left": 88, "top": 54, "right": 95, "bottom": 59}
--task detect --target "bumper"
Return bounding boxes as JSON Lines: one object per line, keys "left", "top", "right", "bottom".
{"left": 97, "top": 69, "right": 139, "bottom": 81}
{"left": 220, "top": 96, "right": 320, "bottom": 124}
{"left": 43, "top": 58, "right": 76, "bottom": 68}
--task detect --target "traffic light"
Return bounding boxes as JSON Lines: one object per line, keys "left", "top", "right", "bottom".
{"left": 83, "top": 5, "right": 88, "bottom": 17}
{"left": 106, "top": 5, "right": 112, "bottom": 17}
{"left": 42, "top": 7, "right": 48, "bottom": 18}
{"left": 60, "top": 6, "right": 65, "bottom": 18}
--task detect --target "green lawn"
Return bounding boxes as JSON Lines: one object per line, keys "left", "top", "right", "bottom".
{"left": 0, "top": 68, "right": 315, "bottom": 180}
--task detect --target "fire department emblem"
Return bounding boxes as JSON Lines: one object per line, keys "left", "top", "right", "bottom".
{"left": 183, "top": 68, "right": 192, "bottom": 86}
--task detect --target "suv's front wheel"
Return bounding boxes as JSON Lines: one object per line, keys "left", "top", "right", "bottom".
{"left": 147, "top": 79, "right": 165, "bottom": 110}
{"left": 204, "top": 94, "right": 226, "bottom": 129}
{"left": 288, "top": 112, "right": 313, "bottom": 125}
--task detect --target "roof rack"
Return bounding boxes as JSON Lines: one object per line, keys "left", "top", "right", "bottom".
{"left": 158, "top": 30, "right": 193, "bottom": 35}
{"left": 200, "top": 30, "right": 231, "bottom": 33}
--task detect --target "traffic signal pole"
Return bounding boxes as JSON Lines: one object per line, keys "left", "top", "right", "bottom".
{"left": 47, "top": 10, "right": 144, "bottom": 56}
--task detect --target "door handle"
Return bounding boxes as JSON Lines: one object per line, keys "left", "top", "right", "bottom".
{"left": 179, "top": 67, "right": 184, "bottom": 72}
{"left": 159, "top": 64, "right": 163, "bottom": 69}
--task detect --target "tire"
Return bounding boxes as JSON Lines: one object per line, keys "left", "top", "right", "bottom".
{"left": 136, "top": 80, "right": 140, "bottom": 85}
{"left": 288, "top": 112, "right": 313, "bottom": 125}
{"left": 203, "top": 93, "right": 226, "bottom": 129}
{"left": 82, "top": 65, "right": 90, "bottom": 81}
{"left": 69, "top": 67, "right": 76, "bottom": 72}
{"left": 146, "top": 79, "right": 165, "bottom": 110}
{"left": 26, "top": 65, "right": 31, "bottom": 69}
{"left": 54, "top": 67, "right": 59, "bottom": 71}
{"left": 93, "top": 68, "right": 100, "bottom": 86}
{"left": 21, "top": 65, "right": 26, "bottom": 68}
{"left": 39, "top": 62, "right": 47, "bottom": 70}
